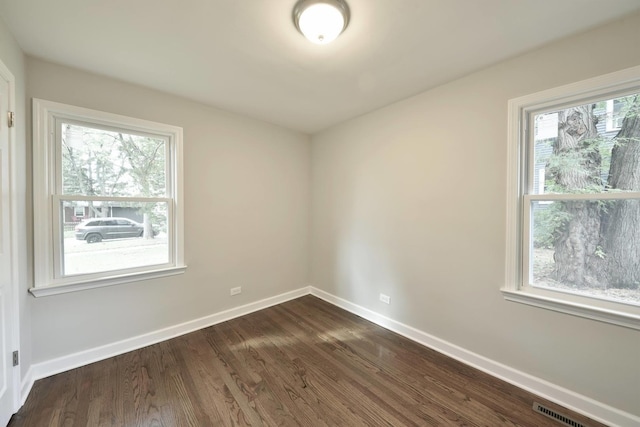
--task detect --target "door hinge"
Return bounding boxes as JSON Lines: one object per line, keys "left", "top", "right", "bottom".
{"left": 12, "top": 351, "right": 18, "bottom": 367}
{"left": 8, "top": 111, "right": 15, "bottom": 128}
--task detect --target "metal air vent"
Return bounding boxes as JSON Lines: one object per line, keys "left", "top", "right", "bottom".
{"left": 533, "top": 402, "right": 588, "bottom": 427}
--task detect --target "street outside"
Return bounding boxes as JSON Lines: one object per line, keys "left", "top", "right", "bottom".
{"left": 63, "top": 235, "right": 168, "bottom": 276}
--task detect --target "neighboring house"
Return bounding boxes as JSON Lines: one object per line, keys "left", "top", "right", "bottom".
{"left": 63, "top": 204, "right": 143, "bottom": 227}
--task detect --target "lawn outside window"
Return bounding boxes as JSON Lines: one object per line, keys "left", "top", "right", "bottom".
{"left": 31, "top": 99, "right": 185, "bottom": 296}
{"left": 503, "top": 66, "right": 640, "bottom": 330}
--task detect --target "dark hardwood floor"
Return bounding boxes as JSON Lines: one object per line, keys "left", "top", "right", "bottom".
{"left": 10, "top": 296, "right": 605, "bottom": 426}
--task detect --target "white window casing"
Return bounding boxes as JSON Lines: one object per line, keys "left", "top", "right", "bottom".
{"left": 31, "top": 99, "right": 186, "bottom": 296}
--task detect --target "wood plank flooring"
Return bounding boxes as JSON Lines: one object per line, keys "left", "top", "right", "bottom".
{"left": 9, "top": 296, "right": 605, "bottom": 426}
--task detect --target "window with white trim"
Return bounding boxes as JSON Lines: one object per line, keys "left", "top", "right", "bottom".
{"left": 32, "top": 99, "right": 185, "bottom": 296}
{"left": 503, "top": 66, "right": 640, "bottom": 330}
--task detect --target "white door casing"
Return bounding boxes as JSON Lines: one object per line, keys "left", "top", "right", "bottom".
{"left": 0, "top": 59, "right": 19, "bottom": 424}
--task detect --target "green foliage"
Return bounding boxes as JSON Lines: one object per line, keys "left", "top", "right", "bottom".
{"left": 533, "top": 202, "right": 571, "bottom": 249}
{"left": 615, "top": 95, "right": 640, "bottom": 120}
{"left": 62, "top": 124, "right": 165, "bottom": 197}
{"left": 62, "top": 123, "right": 168, "bottom": 230}
{"left": 534, "top": 94, "right": 640, "bottom": 291}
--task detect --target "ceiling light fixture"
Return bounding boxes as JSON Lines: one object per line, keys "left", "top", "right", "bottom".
{"left": 293, "top": 0, "right": 350, "bottom": 45}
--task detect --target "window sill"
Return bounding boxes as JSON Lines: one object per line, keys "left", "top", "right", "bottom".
{"left": 501, "top": 288, "right": 640, "bottom": 330}
{"left": 29, "top": 265, "right": 187, "bottom": 297}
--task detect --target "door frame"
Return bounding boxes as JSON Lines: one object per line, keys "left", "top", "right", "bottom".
{"left": 0, "top": 57, "right": 22, "bottom": 413}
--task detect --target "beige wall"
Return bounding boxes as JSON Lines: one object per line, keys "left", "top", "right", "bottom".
{"left": 310, "top": 12, "right": 640, "bottom": 416}
{"left": 26, "top": 58, "right": 311, "bottom": 362}
{"left": 0, "top": 16, "right": 30, "bottom": 380}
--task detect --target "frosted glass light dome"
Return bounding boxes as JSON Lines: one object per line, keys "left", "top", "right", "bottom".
{"left": 293, "top": 0, "right": 350, "bottom": 45}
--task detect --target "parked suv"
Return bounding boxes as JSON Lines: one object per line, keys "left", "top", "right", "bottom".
{"left": 74, "top": 217, "right": 156, "bottom": 243}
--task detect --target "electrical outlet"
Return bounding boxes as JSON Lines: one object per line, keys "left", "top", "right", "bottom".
{"left": 230, "top": 287, "right": 242, "bottom": 296}
{"left": 379, "top": 293, "right": 390, "bottom": 304}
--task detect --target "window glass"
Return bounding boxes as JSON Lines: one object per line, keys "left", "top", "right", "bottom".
{"left": 531, "top": 95, "right": 638, "bottom": 195}
{"left": 62, "top": 200, "right": 169, "bottom": 276}
{"left": 61, "top": 122, "right": 167, "bottom": 198}
{"left": 531, "top": 200, "right": 640, "bottom": 305}
{"left": 526, "top": 93, "right": 640, "bottom": 305}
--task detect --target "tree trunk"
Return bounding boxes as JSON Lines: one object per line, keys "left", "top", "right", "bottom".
{"left": 550, "top": 105, "right": 602, "bottom": 286}
{"left": 143, "top": 213, "right": 154, "bottom": 239}
{"left": 553, "top": 201, "right": 601, "bottom": 285}
{"left": 598, "top": 97, "right": 640, "bottom": 288}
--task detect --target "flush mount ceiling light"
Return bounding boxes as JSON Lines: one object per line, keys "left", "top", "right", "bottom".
{"left": 293, "top": 0, "right": 350, "bottom": 45}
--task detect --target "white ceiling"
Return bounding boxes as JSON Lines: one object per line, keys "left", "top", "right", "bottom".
{"left": 2, "top": 0, "right": 640, "bottom": 133}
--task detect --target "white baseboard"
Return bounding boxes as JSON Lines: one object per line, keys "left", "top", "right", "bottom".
{"left": 28, "top": 286, "right": 311, "bottom": 386}
{"left": 310, "top": 287, "right": 640, "bottom": 427}
{"left": 21, "top": 285, "right": 638, "bottom": 427}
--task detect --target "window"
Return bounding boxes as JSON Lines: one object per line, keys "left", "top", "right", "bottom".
{"left": 503, "top": 66, "right": 640, "bottom": 330}
{"left": 32, "top": 99, "right": 185, "bottom": 296}
{"left": 605, "top": 98, "right": 625, "bottom": 132}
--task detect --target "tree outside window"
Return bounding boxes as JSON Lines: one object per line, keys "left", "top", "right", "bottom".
{"left": 529, "top": 95, "right": 639, "bottom": 304}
